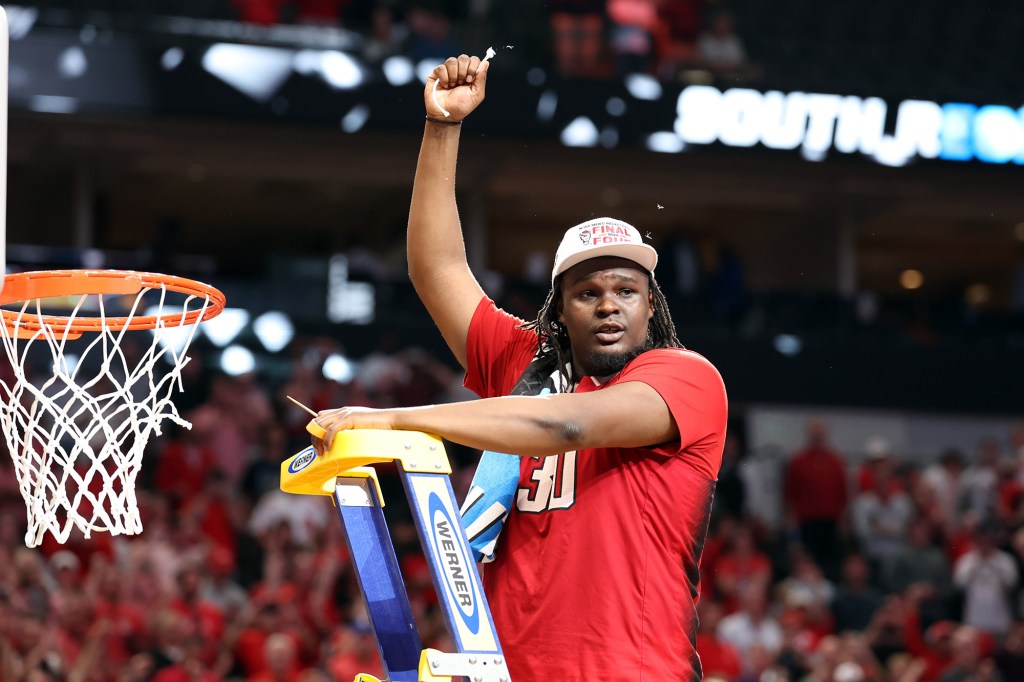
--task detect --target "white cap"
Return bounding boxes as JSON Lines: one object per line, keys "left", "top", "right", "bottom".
{"left": 551, "top": 217, "right": 658, "bottom": 283}
{"left": 50, "top": 550, "right": 80, "bottom": 572}
{"left": 865, "top": 436, "right": 892, "bottom": 460}
{"left": 834, "top": 662, "right": 865, "bottom": 682}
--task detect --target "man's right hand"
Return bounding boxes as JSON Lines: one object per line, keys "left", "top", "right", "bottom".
{"left": 425, "top": 54, "right": 489, "bottom": 122}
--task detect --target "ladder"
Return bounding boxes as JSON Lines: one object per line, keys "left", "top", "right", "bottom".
{"left": 281, "top": 426, "right": 512, "bottom": 682}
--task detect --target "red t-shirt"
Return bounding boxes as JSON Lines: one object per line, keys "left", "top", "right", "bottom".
{"left": 713, "top": 551, "right": 772, "bottom": 612}
{"left": 464, "top": 298, "right": 727, "bottom": 681}
{"left": 695, "top": 633, "right": 743, "bottom": 679}
{"left": 93, "top": 600, "right": 147, "bottom": 664}
{"left": 154, "top": 441, "right": 216, "bottom": 505}
{"left": 785, "top": 447, "right": 848, "bottom": 522}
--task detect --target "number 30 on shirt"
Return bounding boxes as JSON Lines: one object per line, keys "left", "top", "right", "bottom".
{"left": 516, "top": 452, "right": 577, "bottom": 513}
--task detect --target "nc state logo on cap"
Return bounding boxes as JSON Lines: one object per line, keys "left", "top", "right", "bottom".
{"left": 552, "top": 217, "right": 659, "bottom": 283}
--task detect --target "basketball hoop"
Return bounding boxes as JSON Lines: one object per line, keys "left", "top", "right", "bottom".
{"left": 0, "top": 269, "right": 225, "bottom": 547}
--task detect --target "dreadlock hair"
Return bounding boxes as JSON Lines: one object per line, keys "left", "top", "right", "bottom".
{"left": 518, "top": 271, "right": 684, "bottom": 389}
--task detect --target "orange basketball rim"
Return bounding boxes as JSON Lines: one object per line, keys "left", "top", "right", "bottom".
{"left": 0, "top": 269, "right": 226, "bottom": 339}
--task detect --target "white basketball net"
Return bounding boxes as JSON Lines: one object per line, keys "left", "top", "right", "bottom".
{"left": 0, "top": 284, "right": 211, "bottom": 547}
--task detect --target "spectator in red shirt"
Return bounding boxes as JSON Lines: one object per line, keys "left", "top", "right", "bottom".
{"left": 549, "top": 0, "right": 607, "bottom": 78}
{"left": 51, "top": 588, "right": 95, "bottom": 670}
{"left": 251, "top": 633, "right": 306, "bottom": 682}
{"left": 91, "top": 563, "right": 147, "bottom": 666}
{"left": 607, "top": 0, "right": 659, "bottom": 75}
{"left": 152, "top": 636, "right": 221, "bottom": 682}
{"left": 938, "top": 625, "right": 1000, "bottom": 682}
{"left": 295, "top": 0, "right": 342, "bottom": 26}
{"left": 779, "top": 550, "right": 836, "bottom": 638}
{"left": 652, "top": 0, "right": 702, "bottom": 79}
{"left": 698, "top": 514, "right": 740, "bottom": 602}
{"left": 857, "top": 436, "right": 905, "bottom": 494}
{"left": 996, "top": 457, "right": 1024, "bottom": 527}
{"left": 169, "top": 563, "right": 226, "bottom": 664}
{"left": 234, "top": 604, "right": 283, "bottom": 677}
{"left": 233, "top": 0, "right": 286, "bottom": 25}
{"left": 695, "top": 599, "right": 743, "bottom": 679}
{"left": 713, "top": 523, "right": 772, "bottom": 613}
{"left": 154, "top": 424, "right": 216, "bottom": 509}
{"left": 775, "top": 606, "right": 820, "bottom": 675}
{"left": 198, "top": 548, "right": 249, "bottom": 621}
{"left": 233, "top": 603, "right": 311, "bottom": 678}
{"left": 326, "top": 626, "right": 385, "bottom": 681}
{"left": 785, "top": 420, "right": 849, "bottom": 580}
{"left": 181, "top": 470, "right": 237, "bottom": 562}
{"left": 902, "top": 599, "right": 955, "bottom": 682}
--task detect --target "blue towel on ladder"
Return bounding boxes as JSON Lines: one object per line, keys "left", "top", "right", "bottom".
{"left": 459, "top": 447, "right": 522, "bottom": 563}
{"left": 461, "top": 358, "right": 567, "bottom": 563}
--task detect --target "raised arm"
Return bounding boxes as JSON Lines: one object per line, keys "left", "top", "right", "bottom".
{"left": 408, "top": 54, "right": 491, "bottom": 369}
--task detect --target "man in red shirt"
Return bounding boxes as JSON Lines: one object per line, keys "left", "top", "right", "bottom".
{"left": 168, "top": 563, "right": 226, "bottom": 665}
{"left": 713, "top": 524, "right": 772, "bottom": 612}
{"left": 315, "top": 54, "right": 727, "bottom": 680}
{"left": 696, "top": 600, "right": 743, "bottom": 679}
{"left": 784, "top": 420, "right": 848, "bottom": 579}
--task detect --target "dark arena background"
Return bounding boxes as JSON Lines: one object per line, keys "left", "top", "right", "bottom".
{"left": 1, "top": 1, "right": 1023, "bottom": 680}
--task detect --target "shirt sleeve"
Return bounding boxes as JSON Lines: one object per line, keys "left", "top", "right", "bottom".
{"left": 616, "top": 348, "right": 728, "bottom": 480}
{"left": 463, "top": 296, "right": 539, "bottom": 399}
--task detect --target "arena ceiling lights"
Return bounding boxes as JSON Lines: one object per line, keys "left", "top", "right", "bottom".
{"left": 322, "top": 353, "right": 355, "bottom": 384}
{"left": 202, "top": 308, "right": 250, "bottom": 347}
{"left": 624, "top": 74, "right": 662, "bottom": 102}
{"left": 220, "top": 344, "right": 256, "bottom": 376}
{"left": 252, "top": 311, "right": 294, "bottom": 352}
{"left": 201, "top": 43, "right": 364, "bottom": 103}
{"left": 4, "top": 5, "right": 37, "bottom": 40}
{"left": 146, "top": 306, "right": 298, "bottom": 359}
{"left": 560, "top": 117, "right": 599, "bottom": 148}
{"left": 201, "top": 44, "right": 294, "bottom": 103}
{"left": 382, "top": 56, "right": 415, "bottom": 87}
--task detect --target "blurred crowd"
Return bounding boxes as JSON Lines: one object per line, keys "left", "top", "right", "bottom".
{"left": 227, "top": 0, "right": 755, "bottom": 81}
{"left": 0, "top": 339, "right": 475, "bottom": 682}
{"left": 0, "top": 333, "right": 1022, "bottom": 682}
{"left": 702, "top": 421, "right": 1024, "bottom": 682}
{"left": 547, "top": 0, "right": 756, "bottom": 81}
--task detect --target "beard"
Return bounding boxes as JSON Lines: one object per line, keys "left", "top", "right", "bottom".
{"left": 582, "top": 343, "right": 648, "bottom": 377}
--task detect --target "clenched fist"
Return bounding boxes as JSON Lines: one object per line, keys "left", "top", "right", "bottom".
{"left": 425, "top": 53, "right": 490, "bottom": 123}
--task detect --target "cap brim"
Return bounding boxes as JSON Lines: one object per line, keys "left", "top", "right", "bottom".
{"left": 553, "top": 243, "right": 658, "bottom": 282}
